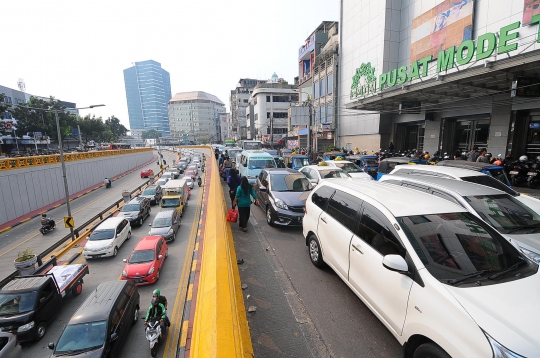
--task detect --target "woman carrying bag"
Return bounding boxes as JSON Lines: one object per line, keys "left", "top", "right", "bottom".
{"left": 227, "top": 168, "right": 241, "bottom": 206}
{"left": 233, "top": 176, "right": 259, "bottom": 232}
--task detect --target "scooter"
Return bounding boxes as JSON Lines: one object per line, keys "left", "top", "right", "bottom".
{"left": 40, "top": 218, "right": 55, "bottom": 235}
{"left": 105, "top": 179, "right": 112, "bottom": 188}
{"left": 145, "top": 318, "right": 165, "bottom": 357}
{"left": 509, "top": 161, "right": 529, "bottom": 187}
{"left": 197, "top": 177, "right": 202, "bottom": 187}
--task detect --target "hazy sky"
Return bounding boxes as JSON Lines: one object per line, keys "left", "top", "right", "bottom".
{"left": 2, "top": 0, "right": 339, "bottom": 131}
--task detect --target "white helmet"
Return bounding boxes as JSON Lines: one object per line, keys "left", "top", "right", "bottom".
{"left": 519, "top": 155, "right": 528, "bottom": 162}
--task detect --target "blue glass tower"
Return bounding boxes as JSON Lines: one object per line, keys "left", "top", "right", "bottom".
{"left": 123, "top": 60, "right": 172, "bottom": 138}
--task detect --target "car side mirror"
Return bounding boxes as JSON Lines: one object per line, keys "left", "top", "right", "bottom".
{"left": 122, "top": 259, "right": 127, "bottom": 263}
{"left": 259, "top": 186, "right": 267, "bottom": 192}
{"left": 382, "top": 255, "right": 409, "bottom": 274}
{"left": 110, "top": 333, "right": 118, "bottom": 341}
{"left": 309, "top": 179, "right": 318, "bottom": 184}
{"left": 48, "top": 343, "right": 55, "bottom": 350}
{"left": 40, "top": 297, "right": 46, "bottom": 304}
{"left": 158, "top": 255, "right": 163, "bottom": 259}
{"left": 149, "top": 223, "right": 152, "bottom": 226}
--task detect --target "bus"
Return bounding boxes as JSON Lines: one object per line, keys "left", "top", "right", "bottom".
{"left": 109, "top": 143, "right": 131, "bottom": 150}
{"left": 240, "top": 140, "right": 262, "bottom": 151}
{"left": 224, "top": 139, "right": 236, "bottom": 147}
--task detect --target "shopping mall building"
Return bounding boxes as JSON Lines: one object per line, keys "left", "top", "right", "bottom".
{"left": 339, "top": 0, "right": 540, "bottom": 158}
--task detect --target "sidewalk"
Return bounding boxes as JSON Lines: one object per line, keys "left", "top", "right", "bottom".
{"left": 220, "top": 182, "right": 329, "bottom": 358}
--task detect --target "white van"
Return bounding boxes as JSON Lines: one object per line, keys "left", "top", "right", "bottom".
{"left": 83, "top": 217, "right": 131, "bottom": 259}
{"left": 238, "top": 150, "right": 276, "bottom": 184}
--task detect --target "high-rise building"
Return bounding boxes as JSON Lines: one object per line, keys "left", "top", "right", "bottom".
{"left": 229, "top": 79, "right": 266, "bottom": 140}
{"left": 123, "top": 60, "right": 172, "bottom": 139}
{"left": 168, "top": 91, "right": 225, "bottom": 144}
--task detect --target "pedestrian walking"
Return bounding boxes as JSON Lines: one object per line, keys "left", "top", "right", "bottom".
{"left": 467, "top": 146, "right": 480, "bottom": 162}
{"left": 227, "top": 168, "right": 241, "bottom": 206}
{"left": 476, "top": 148, "right": 490, "bottom": 163}
{"left": 233, "top": 176, "right": 259, "bottom": 232}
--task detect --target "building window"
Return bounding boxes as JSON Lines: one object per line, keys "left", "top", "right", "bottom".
{"left": 273, "top": 112, "right": 288, "bottom": 119}
{"left": 273, "top": 96, "right": 290, "bottom": 103}
{"left": 327, "top": 103, "right": 333, "bottom": 124}
{"left": 243, "top": 99, "right": 248, "bottom": 103}
{"left": 327, "top": 74, "right": 333, "bottom": 94}
{"left": 267, "top": 112, "right": 271, "bottom": 119}
{"left": 291, "top": 94, "right": 299, "bottom": 102}
{"left": 266, "top": 95, "right": 271, "bottom": 102}
{"left": 3, "top": 96, "right": 12, "bottom": 104}
{"left": 320, "top": 77, "right": 326, "bottom": 97}
{"left": 321, "top": 106, "right": 326, "bottom": 124}
{"left": 314, "top": 81, "right": 319, "bottom": 99}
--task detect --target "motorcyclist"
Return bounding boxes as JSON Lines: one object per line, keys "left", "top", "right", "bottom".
{"left": 197, "top": 176, "right": 202, "bottom": 186}
{"left": 41, "top": 213, "right": 55, "bottom": 229}
{"left": 152, "top": 289, "right": 170, "bottom": 327}
{"left": 104, "top": 177, "right": 111, "bottom": 188}
{"left": 144, "top": 297, "right": 167, "bottom": 333}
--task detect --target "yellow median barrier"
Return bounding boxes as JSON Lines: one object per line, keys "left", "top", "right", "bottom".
{"left": 190, "top": 146, "right": 253, "bottom": 357}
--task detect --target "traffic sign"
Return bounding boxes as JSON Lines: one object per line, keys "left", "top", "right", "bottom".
{"left": 64, "top": 216, "right": 74, "bottom": 229}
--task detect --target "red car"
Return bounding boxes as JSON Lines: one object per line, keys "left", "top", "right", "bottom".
{"left": 141, "top": 168, "right": 154, "bottom": 178}
{"left": 185, "top": 170, "right": 196, "bottom": 179}
{"left": 121, "top": 235, "right": 168, "bottom": 285}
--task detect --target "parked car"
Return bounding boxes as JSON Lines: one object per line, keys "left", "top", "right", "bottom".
{"left": 254, "top": 168, "right": 312, "bottom": 226}
{"left": 303, "top": 179, "right": 540, "bottom": 358}
{"left": 48, "top": 281, "right": 139, "bottom": 358}
{"left": 141, "top": 185, "right": 162, "bottom": 205}
{"left": 299, "top": 163, "right": 351, "bottom": 186}
{"left": 140, "top": 168, "right": 154, "bottom": 178}
{"left": 436, "top": 160, "right": 511, "bottom": 187}
{"left": 121, "top": 236, "right": 168, "bottom": 285}
{"left": 185, "top": 177, "right": 194, "bottom": 189}
{"left": 377, "top": 157, "right": 427, "bottom": 180}
{"left": 187, "top": 164, "right": 198, "bottom": 174}
{"left": 0, "top": 331, "right": 21, "bottom": 358}
{"left": 148, "top": 210, "right": 180, "bottom": 242}
{"left": 324, "top": 160, "right": 373, "bottom": 180}
{"left": 185, "top": 169, "right": 196, "bottom": 179}
{"left": 379, "top": 174, "right": 540, "bottom": 264}
{"left": 117, "top": 197, "right": 151, "bottom": 226}
{"left": 83, "top": 217, "right": 131, "bottom": 258}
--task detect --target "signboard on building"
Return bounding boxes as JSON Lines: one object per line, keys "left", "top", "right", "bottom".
{"left": 322, "top": 123, "right": 331, "bottom": 132}
{"left": 288, "top": 107, "right": 310, "bottom": 126}
{"left": 512, "top": 77, "right": 540, "bottom": 97}
{"left": 523, "top": 0, "right": 540, "bottom": 25}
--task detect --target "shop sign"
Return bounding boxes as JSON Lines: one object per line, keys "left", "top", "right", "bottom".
{"left": 512, "top": 77, "right": 540, "bottom": 97}
{"left": 350, "top": 15, "right": 540, "bottom": 99}
{"left": 322, "top": 123, "right": 331, "bottom": 132}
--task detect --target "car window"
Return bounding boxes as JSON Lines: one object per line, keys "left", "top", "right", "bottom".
{"left": 300, "top": 169, "right": 311, "bottom": 179}
{"left": 89, "top": 229, "right": 115, "bottom": 241}
{"left": 461, "top": 175, "right": 517, "bottom": 196}
{"left": 335, "top": 162, "right": 362, "bottom": 173}
{"left": 319, "top": 169, "right": 351, "bottom": 179}
{"left": 122, "top": 204, "right": 140, "bottom": 212}
{"left": 326, "top": 190, "right": 362, "bottom": 233}
{"left": 356, "top": 202, "right": 406, "bottom": 257}
{"left": 311, "top": 185, "right": 335, "bottom": 211}
{"left": 270, "top": 174, "right": 310, "bottom": 191}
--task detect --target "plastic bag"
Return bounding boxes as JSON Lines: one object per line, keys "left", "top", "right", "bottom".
{"left": 227, "top": 208, "right": 239, "bottom": 223}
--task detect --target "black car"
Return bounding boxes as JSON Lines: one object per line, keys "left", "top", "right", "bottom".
{"left": 117, "top": 197, "right": 151, "bottom": 226}
{"left": 141, "top": 185, "right": 162, "bottom": 205}
{"left": 254, "top": 168, "right": 312, "bottom": 227}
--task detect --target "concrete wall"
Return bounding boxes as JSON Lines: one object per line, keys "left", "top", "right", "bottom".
{"left": 0, "top": 151, "right": 153, "bottom": 225}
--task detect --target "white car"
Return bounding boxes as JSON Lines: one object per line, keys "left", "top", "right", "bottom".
{"left": 323, "top": 160, "right": 373, "bottom": 180}
{"left": 303, "top": 179, "right": 540, "bottom": 357}
{"left": 299, "top": 164, "right": 351, "bottom": 186}
{"left": 83, "top": 217, "right": 131, "bottom": 258}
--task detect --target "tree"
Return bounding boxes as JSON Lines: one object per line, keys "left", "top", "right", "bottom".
{"left": 78, "top": 115, "right": 106, "bottom": 143}
{"left": 0, "top": 93, "right": 8, "bottom": 117}
{"left": 142, "top": 129, "right": 162, "bottom": 140}
{"left": 104, "top": 116, "right": 127, "bottom": 142}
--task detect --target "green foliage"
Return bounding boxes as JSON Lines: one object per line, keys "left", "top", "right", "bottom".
{"left": 104, "top": 116, "right": 128, "bottom": 142}
{"left": 0, "top": 93, "right": 8, "bottom": 118}
{"left": 324, "top": 144, "right": 340, "bottom": 152}
{"left": 15, "top": 247, "right": 35, "bottom": 262}
{"left": 142, "top": 129, "right": 162, "bottom": 140}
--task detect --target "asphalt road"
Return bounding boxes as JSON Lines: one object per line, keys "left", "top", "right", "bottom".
{"left": 1, "top": 150, "right": 203, "bottom": 358}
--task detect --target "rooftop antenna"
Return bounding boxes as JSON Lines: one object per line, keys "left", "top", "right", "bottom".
{"left": 17, "top": 78, "right": 29, "bottom": 102}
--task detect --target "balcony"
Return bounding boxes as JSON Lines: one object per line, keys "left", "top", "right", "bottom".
{"left": 298, "top": 72, "right": 313, "bottom": 86}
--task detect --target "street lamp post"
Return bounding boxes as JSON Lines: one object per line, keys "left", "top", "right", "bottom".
{"left": 55, "top": 104, "right": 105, "bottom": 241}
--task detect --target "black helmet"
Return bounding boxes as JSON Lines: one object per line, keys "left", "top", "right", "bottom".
{"left": 42, "top": 213, "right": 47, "bottom": 217}
{"left": 151, "top": 297, "right": 159, "bottom": 306}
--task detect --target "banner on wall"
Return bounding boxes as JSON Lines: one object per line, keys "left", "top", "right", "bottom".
{"left": 411, "top": 0, "right": 474, "bottom": 62}
{"left": 523, "top": 0, "right": 540, "bottom": 25}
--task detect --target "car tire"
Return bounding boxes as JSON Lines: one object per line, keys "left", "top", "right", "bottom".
{"left": 308, "top": 235, "right": 325, "bottom": 268}
{"left": 127, "top": 231, "right": 131, "bottom": 240}
{"left": 266, "top": 206, "right": 275, "bottom": 227}
{"left": 413, "top": 343, "right": 451, "bottom": 358}
{"left": 113, "top": 247, "right": 118, "bottom": 257}
{"left": 132, "top": 307, "right": 139, "bottom": 324}
{"left": 139, "top": 217, "right": 143, "bottom": 226}
{"left": 72, "top": 281, "right": 83, "bottom": 297}
{"left": 35, "top": 322, "right": 47, "bottom": 341}
{"left": 165, "top": 248, "right": 169, "bottom": 258}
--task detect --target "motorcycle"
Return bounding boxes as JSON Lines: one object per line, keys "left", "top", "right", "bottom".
{"left": 145, "top": 318, "right": 165, "bottom": 357}
{"left": 509, "top": 160, "right": 529, "bottom": 187}
{"left": 527, "top": 160, "right": 540, "bottom": 189}
{"left": 105, "top": 179, "right": 112, "bottom": 188}
{"left": 40, "top": 218, "right": 55, "bottom": 235}
{"left": 197, "top": 177, "right": 202, "bottom": 187}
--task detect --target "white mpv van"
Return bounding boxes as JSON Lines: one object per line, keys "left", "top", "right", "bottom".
{"left": 83, "top": 217, "right": 131, "bottom": 259}
{"left": 303, "top": 179, "right": 539, "bottom": 357}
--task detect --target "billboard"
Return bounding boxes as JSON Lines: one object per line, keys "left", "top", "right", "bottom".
{"left": 523, "top": 0, "right": 540, "bottom": 25}
{"left": 411, "top": 0, "right": 474, "bottom": 62}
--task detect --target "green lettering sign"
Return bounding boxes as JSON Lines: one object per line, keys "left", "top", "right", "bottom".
{"left": 476, "top": 33, "right": 497, "bottom": 60}
{"left": 379, "top": 73, "right": 387, "bottom": 91}
{"left": 409, "top": 61, "right": 420, "bottom": 81}
{"left": 437, "top": 46, "right": 456, "bottom": 72}
{"left": 396, "top": 66, "right": 408, "bottom": 85}
{"left": 350, "top": 62, "right": 378, "bottom": 99}
{"left": 498, "top": 21, "right": 520, "bottom": 54}
{"left": 532, "top": 14, "right": 540, "bottom": 43}
{"left": 387, "top": 69, "right": 397, "bottom": 87}
{"left": 419, "top": 55, "right": 432, "bottom": 77}
{"left": 457, "top": 40, "right": 475, "bottom": 65}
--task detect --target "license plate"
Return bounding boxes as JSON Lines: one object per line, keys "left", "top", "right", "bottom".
{"left": 91, "top": 254, "right": 104, "bottom": 258}
{"left": 509, "top": 171, "right": 519, "bottom": 175}
{"left": 370, "top": 168, "right": 376, "bottom": 171}
{"left": 528, "top": 172, "right": 537, "bottom": 176}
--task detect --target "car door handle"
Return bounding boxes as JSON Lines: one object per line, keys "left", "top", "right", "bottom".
{"left": 352, "top": 243, "right": 363, "bottom": 254}
{"left": 320, "top": 217, "right": 327, "bottom": 224}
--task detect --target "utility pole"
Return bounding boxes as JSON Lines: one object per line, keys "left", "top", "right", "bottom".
{"left": 306, "top": 100, "right": 312, "bottom": 156}
{"left": 270, "top": 116, "right": 274, "bottom": 149}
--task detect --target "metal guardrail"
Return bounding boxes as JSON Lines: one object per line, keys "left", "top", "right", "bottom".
{"left": 0, "top": 148, "right": 152, "bottom": 171}
{"left": 0, "top": 168, "right": 165, "bottom": 289}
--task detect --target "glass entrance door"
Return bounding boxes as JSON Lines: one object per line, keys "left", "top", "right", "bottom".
{"left": 453, "top": 119, "right": 490, "bottom": 153}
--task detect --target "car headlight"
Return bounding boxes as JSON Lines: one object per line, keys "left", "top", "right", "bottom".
{"left": 274, "top": 198, "right": 288, "bottom": 210}
{"left": 484, "top": 332, "right": 525, "bottom": 358}
{"left": 105, "top": 243, "right": 113, "bottom": 250}
{"left": 122, "top": 270, "right": 127, "bottom": 277}
{"left": 148, "top": 267, "right": 155, "bottom": 275}
{"left": 18, "top": 321, "right": 35, "bottom": 332}
{"left": 520, "top": 247, "right": 540, "bottom": 264}
{"left": 167, "top": 229, "right": 174, "bottom": 235}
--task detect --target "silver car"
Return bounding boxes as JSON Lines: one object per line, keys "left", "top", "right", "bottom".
{"left": 148, "top": 209, "right": 180, "bottom": 242}
{"left": 0, "top": 330, "right": 22, "bottom": 358}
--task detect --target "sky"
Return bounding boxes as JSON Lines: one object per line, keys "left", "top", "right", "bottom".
{"left": 2, "top": 0, "right": 339, "bottom": 131}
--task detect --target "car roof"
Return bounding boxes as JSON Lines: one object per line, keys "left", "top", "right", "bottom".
{"left": 264, "top": 168, "right": 301, "bottom": 175}
{"left": 145, "top": 185, "right": 158, "bottom": 190}
{"left": 301, "top": 165, "right": 346, "bottom": 172}
{"left": 2, "top": 276, "right": 50, "bottom": 292}
{"left": 391, "top": 164, "right": 488, "bottom": 178}
{"left": 325, "top": 160, "right": 353, "bottom": 164}
{"left": 133, "top": 236, "right": 162, "bottom": 251}
{"left": 154, "top": 210, "right": 174, "bottom": 219}
{"left": 128, "top": 197, "right": 146, "bottom": 204}
{"left": 437, "top": 160, "right": 500, "bottom": 171}
{"left": 95, "top": 217, "right": 125, "bottom": 230}
{"left": 69, "top": 281, "right": 129, "bottom": 324}
{"left": 319, "top": 179, "right": 466, "bottom": 217}
{"left": 381, "top": 174, "right": 505, "bottom": 196}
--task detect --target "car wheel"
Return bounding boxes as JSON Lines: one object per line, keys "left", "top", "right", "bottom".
{"left": 139, "top": 217, "right": 143, "bottom": 226}
{"left": 132, "top": 307, "right": 139, "bottom": 324}
{"left": 155, "top": 270, "right": 160, "bottom": 282}
{"left": 35, "top": 322, "right": 47, "bottom": 341}
{"left": 308, "top": 235, "right": 325, "bottom": 268}
{"left": 511, "top": 175, "right": 519, "bottom": 187}
{"left": 72, "top": 281, "right": 83, "bottom": 297}
{"left": 113, "top": 247, "right": 118, "bottom": 257}
{"left": 266, "top": 206, "right": 275, "bottom": 227}
{"left": 127, "top": 231, "right": 131, "bottom": 240}
{"left": 165, "top": 248, "right": 169, "bottom": 258}
{"left": 413, "top": 343, "right": 451, "bottom": 358}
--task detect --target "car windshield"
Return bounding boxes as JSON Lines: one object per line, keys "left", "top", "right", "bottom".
{"left": 266, "top": 150, "right": 278, "bottom": 156}
{"left": 152, "top": 218, "right": 172, "bottom": 228}
{"left": 89, "top": 229, "right": 115, "bottom": 241}
{"left": 249, "top": 158, "right": 276, "bottom": 169}
{"left": 335, "top": 162, "right": 362, "bottom": 173}
{"left": 128, "top": 249, "right": 155, "bottom": 263}
{"left": 397, "top": 212, "right": 536, "bottom": 286}
{"left": 244, "top": 142, "right": 262, "bottom": 150}
{"left": 228, "top": 150, "right": 241, "bottom": 157}
{"left": 363, "top": 158, "right": 379, "bottom": 166}
{"left": 464, "top": 194, "right": 540, "bottom": 233}
{"left": 0, "top": 292, "right": 37, "bottom": 316}
{"left": 461, "top": 175, "right": 517, "bottom": 196}
{"left": 319, "top": 169, "right": 351, "bottom": 178}
{"left": 122, "top": 204, "right": 140, "bottom": 212}
{"left": 270, "top": 174, "right": 311, "bottom": 192}
{"left": 292, "top": 158, "right": 311, "bottom": 167}
{"left": 55, "top": 321, "right": 106, "bottom": 354}
{"left": 143, "top": 189, "right": 156, "bottom": 195}
{"left": 161, "top": 198, "right": 180, "bottom": 208}
{"left": 156, "top": 180, "right": 166, "bottom": 186}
